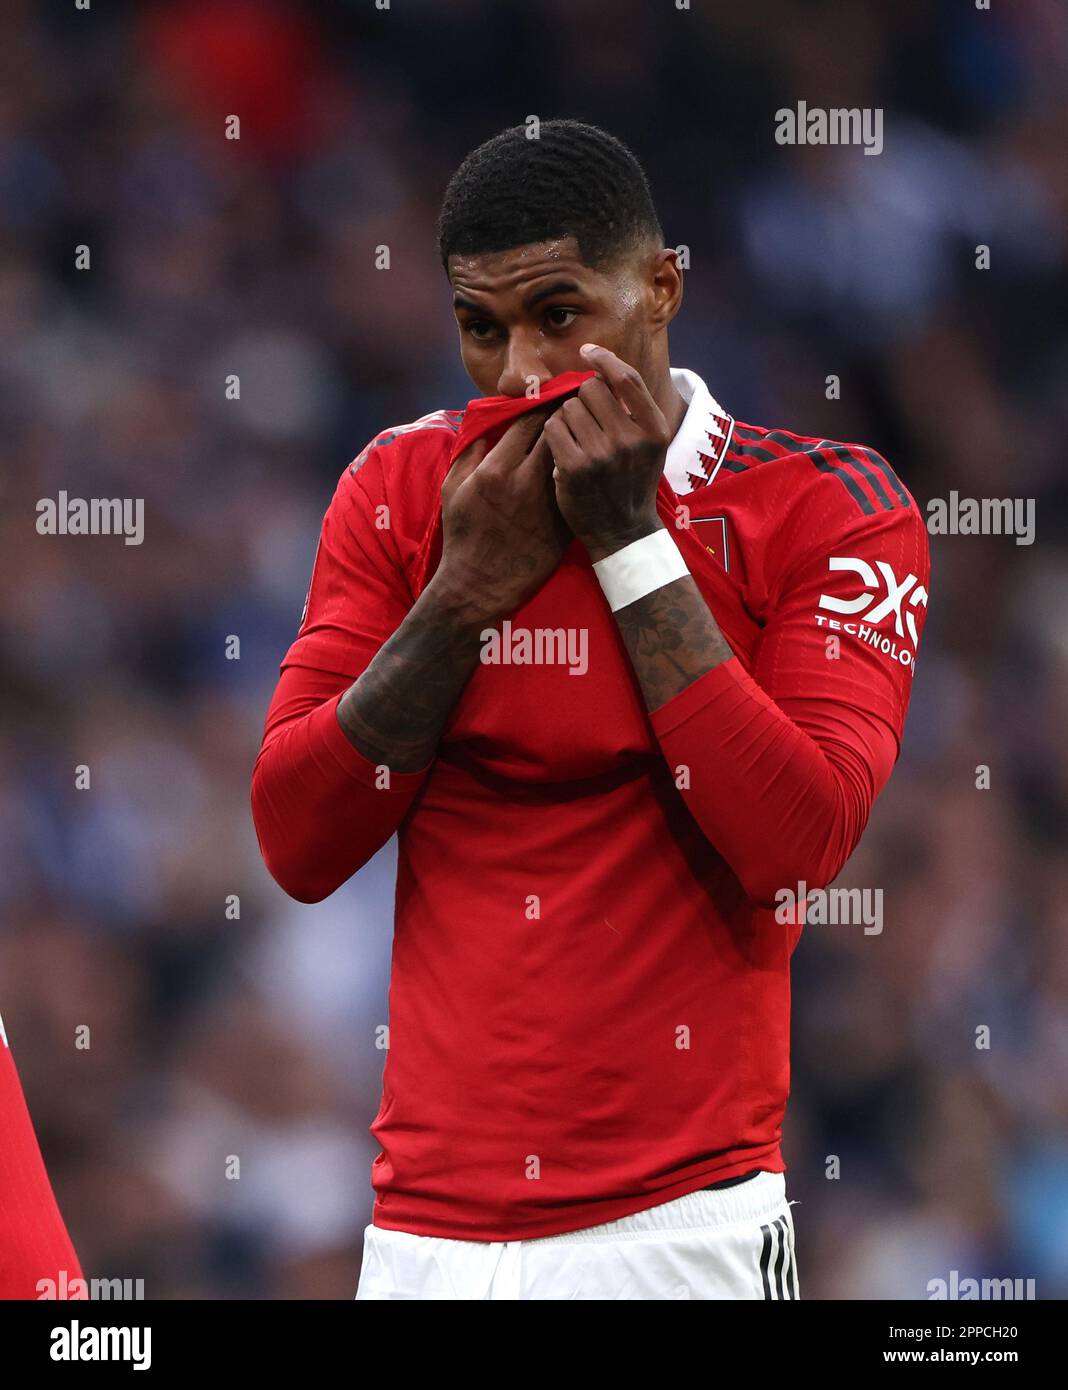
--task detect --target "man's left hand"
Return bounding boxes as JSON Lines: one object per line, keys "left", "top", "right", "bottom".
{"left": 543, "top": 343, "right": 670, "bottom": 564}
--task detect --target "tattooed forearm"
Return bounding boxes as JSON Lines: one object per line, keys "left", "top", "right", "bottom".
{"left": 614, "top": 575, "right": 733, "bottom": 714}
{"left": 336, "top": 576, "right": 489, "bottom": 772}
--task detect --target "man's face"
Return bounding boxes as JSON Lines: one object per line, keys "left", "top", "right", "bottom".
{"left": 447, "top": 236, "right": 659, "bottom": 398}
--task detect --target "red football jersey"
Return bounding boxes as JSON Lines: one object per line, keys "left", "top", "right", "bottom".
{"left": 0, "top": 1017, "right": 83, "bottom": 1298}
{"left": 252, "top": 366, "right": 930, "bottom": 1240}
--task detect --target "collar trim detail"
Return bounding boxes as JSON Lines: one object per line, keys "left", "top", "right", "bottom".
{"left": 663, "top": 367, "right": 735, "bottom": 497}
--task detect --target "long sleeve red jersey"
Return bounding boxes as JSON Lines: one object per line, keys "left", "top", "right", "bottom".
{"left": 251, "top": 367, "right": 930, "bottom": 1240}
{"left": 1, "top": 1018, "right": 83, "bottom": 1298}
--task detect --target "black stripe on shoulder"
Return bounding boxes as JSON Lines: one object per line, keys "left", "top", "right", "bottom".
{"left": 817, "top": 440, "right": 912, "bottom": 513}
{"left": 348, "top": 413, "right": 461, "bottom": 476}
{"left": 765, "top": 432, "right": 878, "bottom": 515}
{"left": 736, "top": 428, "right": 873, "bottom": 514}
{"left": 730, "top": 440, "right": 776, "bottom": 464}
{"left": 727, "top": 424, "right": 776, "bottom": 466}
{"left": 349, "top": 429, "right": 399, "bottom": 476}
{"left": 732, "top": 425, "right": 807, "bottom": 466}
{"left": 847, "top": 444, "right": 910, "bottom": 509}
{"left": 732, "top": 425, "right": 911, "bottom": 517}
{"left": 823, "top": 444, "right": 894, "bottom": 511}
{"left": 761, "top": 428, "right": 812, "bottom": 451}
{"left": 810, "top": 455, "right": 875, "bottom": 515}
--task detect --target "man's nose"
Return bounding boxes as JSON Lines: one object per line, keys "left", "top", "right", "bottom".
{"left": 496, "top": 339, "right": 551, "bottom": 398}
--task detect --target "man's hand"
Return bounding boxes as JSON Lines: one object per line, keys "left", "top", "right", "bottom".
{"left": 436, "top": 409, "right": 571, "bottom": 623}
{"left": 543, "top": 344, "right": 670, "bottom": 563}
{"left": 336, "top": 409, "right": 569, "bottom": 775}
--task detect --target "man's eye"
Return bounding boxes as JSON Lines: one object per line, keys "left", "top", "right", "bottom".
{"left": 546, "top": 307, "right": 579, "bottom": 330}
{"left": 466, "top": 320, "right": 498, "bottom": 342}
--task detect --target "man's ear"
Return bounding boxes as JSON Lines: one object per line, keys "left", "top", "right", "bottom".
{"left": 648, "top": 246, "right": 683, "bottom": 330}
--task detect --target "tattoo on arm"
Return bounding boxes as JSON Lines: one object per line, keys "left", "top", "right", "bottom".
{"left": 336, "top": 584, "right": 487, "bottom": 773}
{"left": 614, "top": 575, "right": 733, "bottom": 714}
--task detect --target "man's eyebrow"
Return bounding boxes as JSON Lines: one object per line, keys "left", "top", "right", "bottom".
{"left": 525, "top": 279, "right": 582, "bottom": 307}
{"left": 452, "top": 280, "right": 583, "bottom": 315}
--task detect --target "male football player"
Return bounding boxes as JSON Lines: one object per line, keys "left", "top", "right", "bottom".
{"left": 1, "top": 1010, "right": 83, "bottom": 1298}
{"left": 252, "top": 120, "right": 929, "bottom": 1299}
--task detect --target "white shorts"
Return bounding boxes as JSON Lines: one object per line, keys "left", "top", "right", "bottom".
{"left": 355, "top": 1170, "right": 799, "bottom": 1300}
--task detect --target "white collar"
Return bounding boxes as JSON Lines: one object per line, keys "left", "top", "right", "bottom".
{"left": 662, "top": 367, "right": 735, "bottom": 496}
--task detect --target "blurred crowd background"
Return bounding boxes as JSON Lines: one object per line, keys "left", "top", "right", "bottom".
{"left": 1, "top": 0, "right": 1066, "bottom": 1299}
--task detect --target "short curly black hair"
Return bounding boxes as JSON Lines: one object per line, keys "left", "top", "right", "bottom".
{"left": 437, "top": 119, "right": 663, "bottom": 271}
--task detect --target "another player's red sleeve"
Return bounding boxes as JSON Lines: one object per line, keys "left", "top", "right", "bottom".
{"left": 251, "top": 450, "right": 430, "bottom": 903}
{"left": 651, "top": 494, "right": 930, "bottom": 907}
{"left": 1, "top": 1034, "right": 82, "bottom": 1300}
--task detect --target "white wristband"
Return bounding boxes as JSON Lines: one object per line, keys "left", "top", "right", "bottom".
{"left": 591, "top": 530, "right": 690, "bottom": 612}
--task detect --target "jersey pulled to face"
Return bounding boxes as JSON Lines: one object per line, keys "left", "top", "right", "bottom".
{"left": 272, "top": 366, "right": 930, "bottom": 1241}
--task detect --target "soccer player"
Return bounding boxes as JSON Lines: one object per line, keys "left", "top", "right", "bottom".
{"left": 251, "top": 121, "right": 930, "bottom": 1300}
{"left": 1, "top": 1010, "right": 84, "bottom": 1299}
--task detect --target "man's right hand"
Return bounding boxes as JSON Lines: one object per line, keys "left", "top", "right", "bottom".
{"left": 333, "top": 409, "right": 571, "bottom": 774}
{"left": 435, "top": 409, "right": 572, "bottom": 623}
